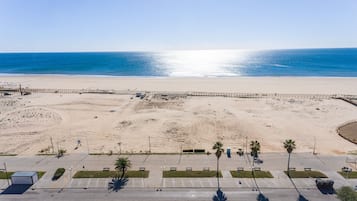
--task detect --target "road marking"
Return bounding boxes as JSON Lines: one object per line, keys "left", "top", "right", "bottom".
{"left": 95, "top": 178, "right": 100, "bottom": 188}
{"left": 77, "top": 179, "right": 82, "bottom": 187}
{"left": 86, "top": 178, "right": 91, "bottom": 188}
{"left": 68, "top": 178, "right": 74, "bottom": 188}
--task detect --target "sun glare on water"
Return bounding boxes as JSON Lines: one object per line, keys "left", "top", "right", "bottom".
{"left": 152, "top": 50, "right": 251, "bottom": 77}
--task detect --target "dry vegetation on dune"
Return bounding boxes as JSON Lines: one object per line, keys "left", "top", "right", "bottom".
{"left": 0, "top": 92, "right": 357, "bottom": 155}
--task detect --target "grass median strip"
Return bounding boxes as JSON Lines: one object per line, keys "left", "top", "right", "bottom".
{"left": 0, "top": 172, "right": 14, "bottom": 179}
{"left": 338, "top": 171, "right": 357, "bottom": 179}
{"left": 230, "top": 170, "right": 273, "bottom": 178}
{"left": 0, "top": 171, "right": 46, "bottom": 179}
{"left": 73, "top": 170, "right": 149, "bottom": 178}
{"left": 284, "top": 170, "right": 327, "bottom": 178}
{"left": 163, "top": 171, "right": 222, "bottom": 178}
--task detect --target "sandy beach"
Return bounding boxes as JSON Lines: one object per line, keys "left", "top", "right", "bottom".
{"left": 0, "top": 76, "right": 357, "bottom": 155}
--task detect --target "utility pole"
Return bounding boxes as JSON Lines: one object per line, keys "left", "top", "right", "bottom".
{"left": 19, "top": 84, "right": 22, "bottom": 96}
{"left": 118, "top": 142, "right": 121, "bottom": 155}
{"left": 50, "top": 137, "right": 54, "bottom": 154}
{"left": 148, "top": 136, "right": 151, "bottom": 153}
{"left": 85, "top": 137, "right": 89, "bottom": 154}
{"left": 245, "top": 136, "right": 248, "bottom": 154}
{"left": 313, "top": 137, "right": 317, "bottom": 155}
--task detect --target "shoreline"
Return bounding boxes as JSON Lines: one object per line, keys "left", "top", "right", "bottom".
{"left": 1, "top": 75, "right": 357, "bottom": 95}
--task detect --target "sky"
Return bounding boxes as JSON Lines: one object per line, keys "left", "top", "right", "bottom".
{"left": 0, "top": 0, "right": 357, "bottom": 52}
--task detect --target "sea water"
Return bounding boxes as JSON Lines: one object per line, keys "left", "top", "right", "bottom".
{"left": 0, "top": 48, "right": 356, "bottom": 77}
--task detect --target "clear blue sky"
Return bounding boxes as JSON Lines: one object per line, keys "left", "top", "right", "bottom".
{"left": 0, "top": 0, "right": 356, "bottom": 52}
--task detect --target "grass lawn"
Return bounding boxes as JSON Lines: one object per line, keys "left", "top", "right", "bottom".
{"left": 338, "top": 171, "right": 357, "bottom": 179}
{"left": 284, "top": 170, "right": 327, "bottom": 178}
{"left": 37, "top": 171, "right": 46, "bottom": 178}
{"left": 230, "top": 170, "right": 273, "bottom": 178}
{"left": 163, "top": 171, "right": 222, "bottom": 178}
{"left": 0, "top": 172, "right": 14, "bottom": 179}
{"left": 0, "top": 171, "right": 46, "bottom": 179}
{"left": 73, "top": 170, "right": 149, "bottom": 178}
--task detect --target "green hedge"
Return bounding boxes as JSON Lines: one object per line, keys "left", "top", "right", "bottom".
{"left": 0, "top": 172, "right": 14, "bottom": 179}
{"left": 52, "top": 168, "right": 65, "bottom": 180}
{"left": 284, "top": 170, "right": 327, "bottom": 178}
{"left": 73, "top": 170, "right": 149, "bottom": 178}
{"left": 0, "top": 171, "right": 45, "bottom": 179}
{"left": 230, "top": 170, "right": 273, "bottom": 178}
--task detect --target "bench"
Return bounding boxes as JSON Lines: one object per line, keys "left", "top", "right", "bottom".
{"left": 186, "top": 167, "right": 192, "bottom": 171}
{"left": 289, "top": 167, "right": 296, "bottom": 171}
{"left": 342, "top": 167, "right": 352, "bottom": 172}
{"left": 139, "top": 167, "right": 145, "bottom": 171}
{"left": 103, "top": 167, "right": 110, "bottom": 171}
{"left": 304, "top": 168, "right": 312, "bottom": 171}
{"left": 203, "top": 167, "right": 210, "bottom": 171}
{"left": 170, "top": 167, "right": 177, "bottom": 171}
{"left": 252, "top": 167, "right": 261, "bottom": 171}
{"left": 237, "top": 167, "right": 244, "bottom": 171}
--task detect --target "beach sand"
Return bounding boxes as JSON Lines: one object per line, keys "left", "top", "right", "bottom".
{"left": 1, "top": 76, "right": 357, "bottom": 155}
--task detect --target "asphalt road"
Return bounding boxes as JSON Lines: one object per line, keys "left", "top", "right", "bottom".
{"left": 0, "top": 187, "right": 338, "bottom": 201}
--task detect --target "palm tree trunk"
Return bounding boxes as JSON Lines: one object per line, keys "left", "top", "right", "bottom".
{"left": 121, "top": 168, "right": 125, "bottom": 179}
{"left": 287, "top": 153, "right": 291, "bottom": 177}
{"left": 217, "top": 158, "right": 220, "bottom": 189}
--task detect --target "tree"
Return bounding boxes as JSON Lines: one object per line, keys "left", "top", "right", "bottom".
{"left": 283, "top": 139, "right": 296, "bottom": 177}
{"left": 213, "top": 141, "right": 224, "bottom": 189}
{"left": 115, "top": 157, "right": 132, "bottom": 179}
{"left": 250, "top": 140, "right": 260, "bottom": 165}
{"left": 336, "top": 186, "right": 357, "bottom": 201}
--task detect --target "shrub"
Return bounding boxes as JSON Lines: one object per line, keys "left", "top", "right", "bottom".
{"left": 52, "top": 168, "right": 65, "bottom": 180}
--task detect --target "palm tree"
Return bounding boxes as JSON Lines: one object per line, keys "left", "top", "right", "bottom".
{"left": 283, "top": 139, "right": 296, "bottom": 177}
{"left": 115, "top": 157, "right": 132, "bottom": 179}
{"left": 213, "top": 141, "right": 224, "bottom": 189}
{"left": 250, "top": 140, "right": 260, "bottom": 165}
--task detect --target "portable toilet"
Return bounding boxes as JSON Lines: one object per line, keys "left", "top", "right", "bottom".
{"left": 11, "top": 171, "right": 38, "bottom": 185}
{"left": 227, "top": 147, "right": 231, "bottom": 158}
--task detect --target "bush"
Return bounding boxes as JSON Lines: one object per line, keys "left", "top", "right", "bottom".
{"left": 336, "top": 186, "right": 357, "bottom": 201}
{"left": 52, "top": 168, "right": 65, "bottom": 180}
{"left": 57, "top": 149, "right": 67, "bottom": 158}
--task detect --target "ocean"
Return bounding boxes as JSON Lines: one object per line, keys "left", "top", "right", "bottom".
{"left": 0, "top": 48, "right": 356, "bottom": 77}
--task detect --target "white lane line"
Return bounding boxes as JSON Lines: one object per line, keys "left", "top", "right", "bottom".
{"left": 86, "top": 178, "right": 91, "bottom": 188}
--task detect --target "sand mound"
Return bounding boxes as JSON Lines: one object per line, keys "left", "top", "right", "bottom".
{"left": 337, "top": 121, "right": 357, "bottom": 144}
{"left": 0, "top": 107, "right": 62, "bottom": 134}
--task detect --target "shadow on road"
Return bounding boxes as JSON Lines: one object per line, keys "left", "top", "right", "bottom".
{"left": 108, "top": 178, "right": 128, "bottom": 192}
{"left": 212, "top": 189, "right": 228, "bottom": 201}
{"left": 288, "top": 176, "right": 309, "bottom": 201}
{"left": 298, "top": 194, "right": 309, "bottom": 201}
{"left": 257, "top": 192, "right": 269, "bottom": 201}
{"left": 1, "top": 184, "right": 32, "bottom": 194}
{"left": 252, "top": 171, "right": 269, "bottom": 201}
